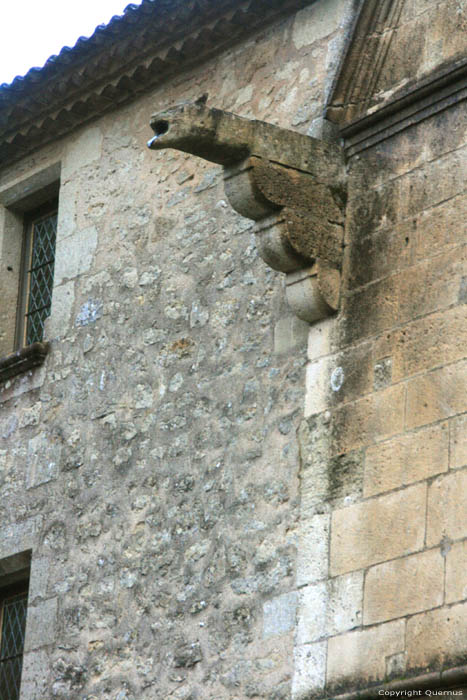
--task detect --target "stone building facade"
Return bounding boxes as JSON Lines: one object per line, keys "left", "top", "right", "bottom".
{"left": 0, "top": 0, "right": 465, "bottom": 698}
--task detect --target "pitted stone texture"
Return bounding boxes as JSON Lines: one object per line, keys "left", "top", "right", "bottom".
{"left": 363, "top": 422, "right": 449, "bottom": 497}
{"left": 292, "top": 640, "right": 327, "bottom": 700}
{"left": 406, "top": 602, "right": 467, "bottom": 672}
{"left": 363, "top": 549, "right": 444, "bottom": 625}
{"left": 326, "top": 620, "right": 405, "bottom": 689}
{"left": 427, "top": 470, "right": 467, "bottom": 546}
{"left": 296, "top": 570, "right": 363, "bottom": 644}
{"left": 330, "top": 484, "right": 427, "bottom": 575}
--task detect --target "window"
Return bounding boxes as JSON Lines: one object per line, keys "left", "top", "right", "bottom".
{"left": 16, "top": 204, "right": 58, "bottom": 349}
{"left": 0, "top": 164, "right": 60, "bottom": 380}
{"left": 0, "top": 578, "right": 29, "bottom": 700}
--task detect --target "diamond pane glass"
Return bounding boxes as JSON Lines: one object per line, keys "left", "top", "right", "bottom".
{"left": 0, "top": 593, "right": 28, "bottom": 700}
{"left": 26, "top": 211, "right": 57, "bottom": 344}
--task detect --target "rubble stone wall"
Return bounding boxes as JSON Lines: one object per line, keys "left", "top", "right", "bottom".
{"left": 0, "top": 2, "right": 356, "bottom": 699}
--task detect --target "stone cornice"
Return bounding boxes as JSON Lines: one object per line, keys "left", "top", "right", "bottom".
{"left": 326, "top": 0, "right": 467, "bottom": 155}
{"left": 337, "top": 56, "right": 467, "bottom": 156}
{"left": 0, "top": 0, "right": 314, "bottom": 167}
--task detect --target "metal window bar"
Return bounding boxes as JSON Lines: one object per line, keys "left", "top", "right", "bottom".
{"left": 0, "top": 589, "right": 28, "bottom": 700}
{"left": 22, "top": 209, "right": 57, "bottom": 347}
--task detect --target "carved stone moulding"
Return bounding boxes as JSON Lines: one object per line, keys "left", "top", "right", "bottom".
{"left": 147, "top": 101, "right": 347, "bottom": 324}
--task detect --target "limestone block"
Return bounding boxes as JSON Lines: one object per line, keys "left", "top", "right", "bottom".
{"left": 364, "top": 549, "right": 444, "bottom": 625}
{"left": 296, "top": 512, "right": 330, "bottom": 587}
{"left": 406, "top": 601, "right": 467, "bottom": 671}
{"left": 29, "top": 557, "right": 51, "bottom": 604}
{"left": 330, "top": 384, "right": 405, "bottom": 455}
{"left": 406, "top": 361, "right": 467, "bottom": 430}
{"left": 326, "top": 620, "right": 405, "bottom": 688}
{"left": 46, "top": 281, "right": 74, "bottom": 340}
{"left": 304, "top": 356, "right": 330, "bottom": 417}
{"left": 27, "top": 434, "right": 61, "bottom": 489}
{"left": 24, "top": 597, "right": 58, "bottom": 652}
{"left": 20, "top": 649, "right": 49, "bottom": 700}
{"left": 450, "top": 413, "right": 467, "bottom": 469}
{"left": 292, "top": 640, "right": 326, "bottom": 700}
{"left": 307, "top": 316, "right": 335, "bottom": 362}
{"left": 54, "top": 226, "right": 97, "bottom": 285}
{"left": 446, "top": 539, "right": 467, "bottom": 604}
{"left": 391, "top": 306, "right": 467, "bottom": 383}
{"left": 262, "top": 590, "right": 298, "bottom": 638}
{"left": 0, "top": 518, "right": 37, "bottom": 559}
{"left": 363, "top": 422, "right": 449, "bottom": 497}
{"left": 330, "top": 483, "right": 426, "bottom": 575}
{"left": 427, "top": 470, "right": 467, "bottom": 546}
{"left": 297, "top": 570, "right": 363, "bottom": 644}
{"left": 62, "top": 127, "right": 103, "bottom": 181}
{"left": 56, "top": 181, "right": 77, "bottom": 241}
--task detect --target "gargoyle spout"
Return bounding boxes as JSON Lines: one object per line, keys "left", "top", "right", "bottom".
{"left": 148, "top": 101, "right": 345, "bottom": 183}
{"left": 147, "top": 100, "right": 348, "bottom": 324}
{"left": 148, "top": 102, "right": 251, "bottom": 166}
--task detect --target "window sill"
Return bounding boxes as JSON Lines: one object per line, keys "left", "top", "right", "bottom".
{"left": 0, "top": 342, "right": 50, "bottom": 382}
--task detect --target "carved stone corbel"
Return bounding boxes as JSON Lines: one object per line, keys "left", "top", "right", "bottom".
{"left": 147, "top": 101, "right": 346, "bottom": 323}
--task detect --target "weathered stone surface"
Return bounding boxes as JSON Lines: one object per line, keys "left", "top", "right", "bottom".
{"left": 427, "top": 470, "right": 467, "bottom": 546}
{"left": 296, "top": 570, "right": 363, "bottom": 643}
{"left": 446, "top": 539, "right": 467, "bottom": 604}
{"left": 0, "top": 1, "right": 466, "bottom": 699}
{"left": 363, "top": 422, "right": 449, "bottom": 497}
{"left": 330, "top": 484, "right": 426, "bottom": 575}
{"left": 326, "top": 620, "right": 405, "bottom": 690}
{"left": 363, "top": 549, "right": 444, "bottom": 625}
{"left": 406, "top": 601, "right": 467, "bottom": 672}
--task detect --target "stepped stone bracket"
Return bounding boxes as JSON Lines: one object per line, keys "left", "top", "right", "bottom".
{"left": 147, "top": 101, "right": 347, "bottom": 323}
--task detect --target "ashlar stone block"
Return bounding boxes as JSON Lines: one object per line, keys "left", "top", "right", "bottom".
{"left": 363, "top": 549, "right": 444, "bottom": 625}
{"left": 330, "top": 483, "right": 426, "bottom": 575}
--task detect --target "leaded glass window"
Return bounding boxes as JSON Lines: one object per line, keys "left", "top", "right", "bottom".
{"left": 0, "top": 583, "right": 29, "bottom": 700}
{"left": 18, "top": 206, "right": 57, "bottom": 347}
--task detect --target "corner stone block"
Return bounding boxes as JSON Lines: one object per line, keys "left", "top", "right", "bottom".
{"left": 46, "top": 280, "right": 75, "bottom": 340}
{"left": 427, "top": 469, "right": 467, "bottom": 546}
{"left": 292, "top": 640, "right": 326, "bottom": 700}
{"left": 26, "top": 434, "right": 61, "bottom": 489}
{"left": 296, "top": 512, "right": 330, "bottom": 587}
{"left": 0, "top": 519, "right": 36, "bottom": 559}
{"left": 24, "top": 597, "right": 58, "bottom": 652}
{"left": 363, "top": 549, "right": 444, "bottom": 625}
{"left": 330, "top": 483, "right": 426, "bottom": 575}
{"left": 54, "top": 226, "right": 97, "bottom": 285}
{"left": 297, "top": 570, "right": 363, "bottom": 644}
{"left": 326, "top": 619, "right": 405, "bottom": 689}
{"left": 61, "top": 126, "right": 103, "bottom": 181}
{"left": 307, "top": 316, "right": 335, "bottom": 362}
{"left": 20, "top": 649, "right": 49, "bottom": 700}
{"left": 406, "top": 601, "right": 467, "bottom": 672}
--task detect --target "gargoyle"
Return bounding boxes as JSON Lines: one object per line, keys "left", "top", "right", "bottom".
{"left": 148, "top": 101, "right": 347, "bottom": 323}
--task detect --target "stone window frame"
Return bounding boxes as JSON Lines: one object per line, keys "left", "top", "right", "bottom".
{"left": 0, "top": 163, "right": 60, "bottom": 383}
{"left": 0, "top": 558, "right": 30, "bottom": 700}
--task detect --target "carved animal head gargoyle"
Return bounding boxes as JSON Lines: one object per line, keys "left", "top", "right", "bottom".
{"left": 148, "top": 100, "right": 347, "bottom": 324}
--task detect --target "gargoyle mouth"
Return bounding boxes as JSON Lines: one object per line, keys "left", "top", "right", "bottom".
{"left": 147, "top": 119, "right": 170, "bottom": 148}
